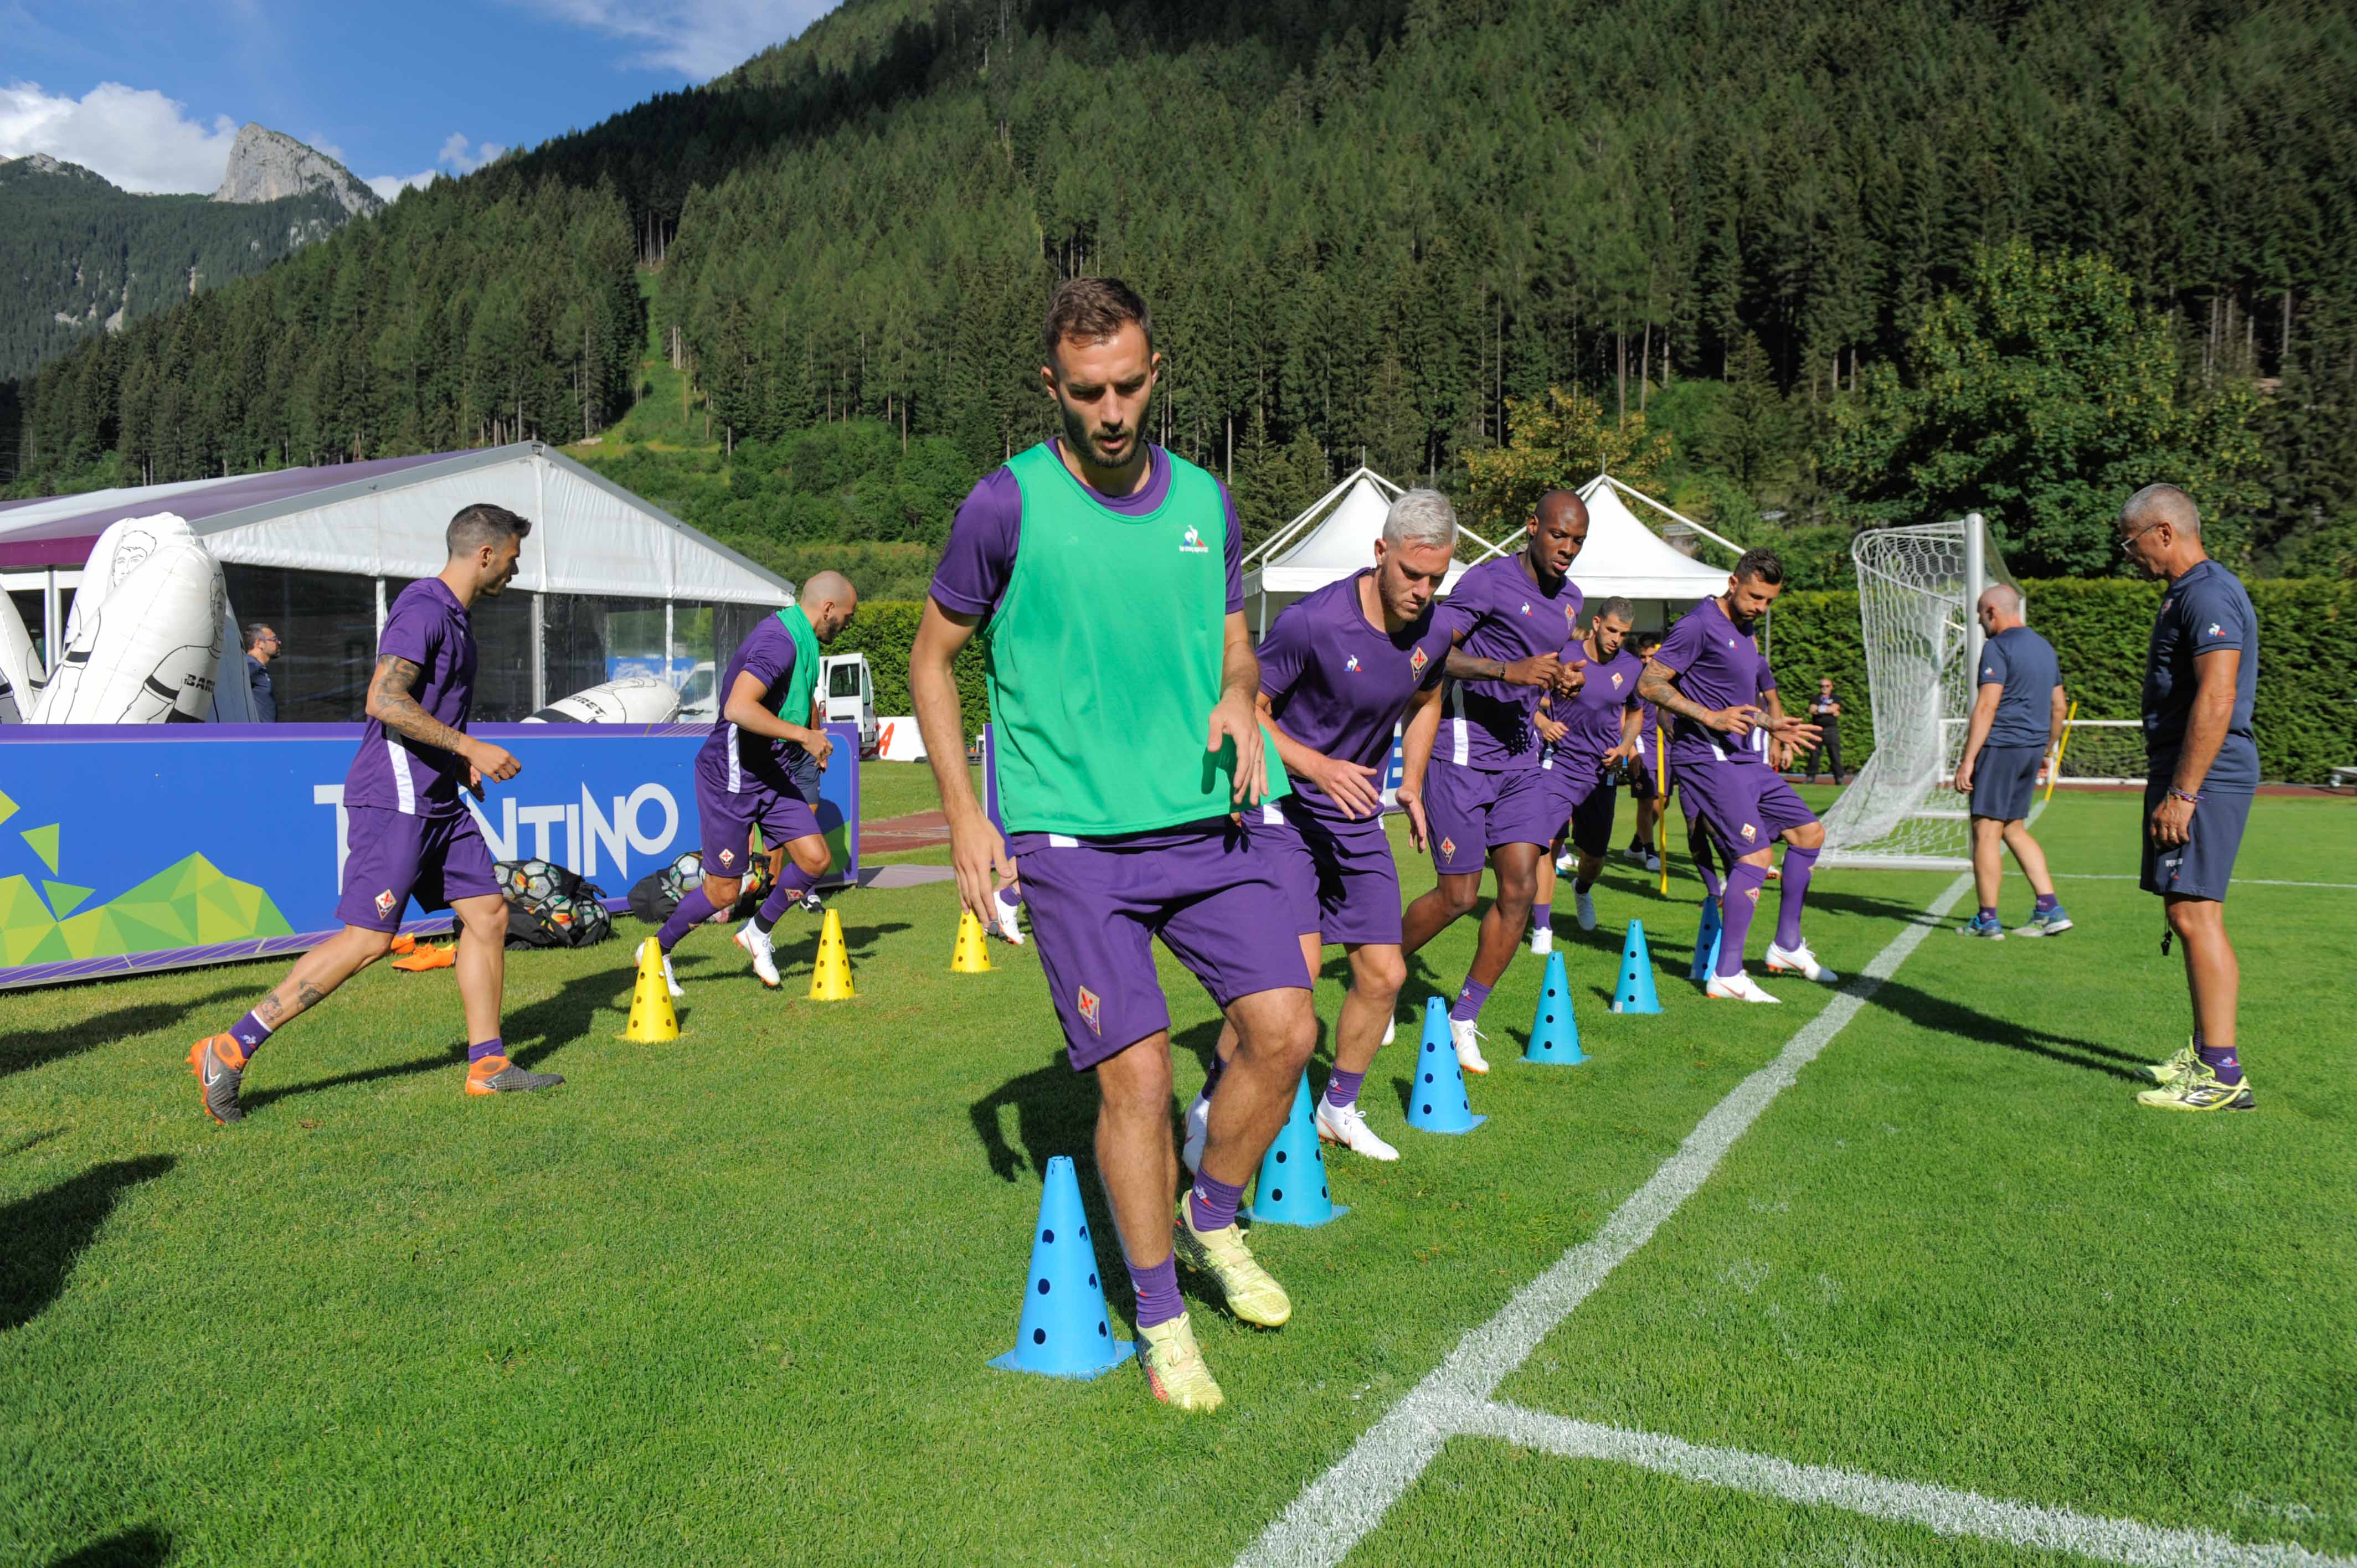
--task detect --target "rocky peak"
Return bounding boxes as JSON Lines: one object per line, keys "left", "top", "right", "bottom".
{"left": 211, "top": 124, "right": 382, "bottom": 218}
{"left": 2, "top": 152, "right": 111, "bottom": 185}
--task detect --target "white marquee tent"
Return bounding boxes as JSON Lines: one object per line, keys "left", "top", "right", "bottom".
{"left": 1242, "top": 468, "right": 1507, "bottom": 635}
{"left": 0, "top": 442, "right": 794, "bottom": 722}
{"left": 1568, "top": 473, "right": 1745, "bottom": 625}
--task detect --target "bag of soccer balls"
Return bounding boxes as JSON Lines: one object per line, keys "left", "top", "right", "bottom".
{"left": 494, "top": 858, "right": 615, "bottom": 950}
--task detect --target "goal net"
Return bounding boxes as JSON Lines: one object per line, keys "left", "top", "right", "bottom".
{"left": 1819, "top": 516, "right": 2018, "bottom": 869}
{"left": 2050, "top": 718, "right": 2145, "bottom": 787}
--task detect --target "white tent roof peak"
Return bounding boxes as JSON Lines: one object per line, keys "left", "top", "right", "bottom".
{"left": 1567, "top": 473, "right": 1743, "bottom": 603}
{"left": 1243, "top": 466, "right": 1507, "bottom": 597}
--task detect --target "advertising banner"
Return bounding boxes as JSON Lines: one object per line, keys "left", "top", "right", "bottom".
{"left": 0, "top": 721, "right": 858, "bottom": 989}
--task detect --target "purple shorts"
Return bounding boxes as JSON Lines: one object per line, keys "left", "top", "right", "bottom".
{"left": 1251, "top": 798, "right": 1404, "bottom": 947}
{"left": 1679, "top": 755, "right": 1816, "bottom": 859}
{"left": 695, "top": 769, "right": 822, "bottom": 879}
{"left": 1008, "top": 818, "right": 1315, "bottom": 1071}
{"left": 1422, "top": 759, "right": 1559, "bottom": 876}
{"left": 335, "top": 806, "right": 501, "bottom": 931}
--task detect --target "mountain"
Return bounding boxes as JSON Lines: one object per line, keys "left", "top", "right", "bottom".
{"left": 212, "top": 123, "right": 382, "bottom": 219}
{"left": 0, "top": 128, "right": 376, "bottom": 384}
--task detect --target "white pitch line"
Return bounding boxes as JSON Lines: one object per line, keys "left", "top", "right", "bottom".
{"left": 1463, "top": 1404, "right": 2357, "bottom": 1568}
{"left": 2052, "top": 875, "right": 2357, "bottom": 891}
{"left": 1238, "top": 870, "right": 1977, "bottom": 1568}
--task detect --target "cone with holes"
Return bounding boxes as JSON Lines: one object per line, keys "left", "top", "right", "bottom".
{"left": 988, "top": 1154, "right": 1135, "bottom": 1379}
{"left": 1523, "top": 951, "right": 1585, "bottom": 1064}
{"left": 1689, "top": 895, "right": 1723, "bottom": 984}
{"left": 807, "top": 907, "right": 855, "bottom": 1001}
{"left": 1245, "top": 1072, "right": 1348, "bottom": 1226}
{"left": 1611, "top": 919, "right": 1662, "bottom": 1014}
{"left": 620, "top": 936, "right": 680, "bottom": 1042}
{"left": 950, "top": 909, "right": 992, "bottom": 973}
{"left": 1405, "top": 995, "right": 1485, "bottom": 1135}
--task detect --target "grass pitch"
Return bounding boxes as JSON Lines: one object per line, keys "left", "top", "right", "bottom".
{"left": 2, "top": 790, "right": 2350, "bottom": 1565}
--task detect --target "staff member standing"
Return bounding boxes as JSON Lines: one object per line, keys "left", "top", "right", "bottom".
{"left": 245, "top": 623, "right": 280, "bottom": 722}
{"left": 1805, "top": 677, "right": 1843, "bottom": 783}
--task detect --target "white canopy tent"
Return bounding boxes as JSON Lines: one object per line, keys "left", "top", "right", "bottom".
{"left": 0, "top": 443, "right": 794, "bottom": 721}
{"left": 1567, "top": 473, "right": 1744, "bottom": 626}
{"left": 1242, "top": 467, "right": 1510, "bottom": 636}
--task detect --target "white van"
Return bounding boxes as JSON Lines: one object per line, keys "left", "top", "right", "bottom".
{"left": 820, "top": 653, "right": 878, "bottom": 756}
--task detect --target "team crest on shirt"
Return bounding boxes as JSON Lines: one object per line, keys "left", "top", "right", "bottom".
{"left": 1439, "top": 836, "right": 1457, "bottom": 859}
{"left": 1610, "top": 671, "right": 1623, "bottom": 688}
{"left": 1179, "top": 525, "right": 1209, "bottom": 555}
{"left": 1409, "top": 645, "right": 1429, "bottom": 677}
{"left": 1346, "top": 655, "right": 1362, "bottom": 673}
{"left": 1077, "top": 986, "right": 1103, "bottom": 1035}
{"left": 373, "top": 889, "right": 396, "bottom": 919}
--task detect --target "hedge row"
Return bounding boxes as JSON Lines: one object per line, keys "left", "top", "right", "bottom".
{"left": 1765, "top": 578, "right": 2356, "bottom": 785}
{"left": 838, "top": 579, "right": 2356, "bottom": 785}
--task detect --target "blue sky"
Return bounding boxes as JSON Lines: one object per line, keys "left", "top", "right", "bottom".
{"left": 1, "top": 0, "right": 835, "bottom": 197}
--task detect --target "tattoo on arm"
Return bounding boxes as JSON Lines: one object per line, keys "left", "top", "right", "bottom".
{"left": 1638, "top": 658, "right": 1711, "bottom": 724}
{"left": 1444, "top": 649, "right": 1502, "bottom": 682}
{"left": 369, "top": 656, "right": 471, "bottom": 756}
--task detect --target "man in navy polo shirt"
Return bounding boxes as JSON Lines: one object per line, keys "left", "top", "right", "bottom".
{"left": 188, "top": 503, "right": 561, "bottom": 1123}
{"left": 1952, "top": 583, "right": 2070, "bottom": 938}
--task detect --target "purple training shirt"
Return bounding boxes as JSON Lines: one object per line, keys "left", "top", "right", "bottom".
{"left": 1258, "top": 569, "right": 1458, "bottom": 818}
{"left": 1654, "top": 594, "right": 1778, "bottom": 768}
{"left": 696, "top": 615, "right": 807, "bottom": 795}
{"left": 1436, "top": 554, "right": 1583, "bottom": 771}
{"left": 930, "top": 442, "right": 1244, "bottom": 619}
{"left": 1549, "top": 642, "right": 1646, "bottom": 768}
{"left": 343, "top": 578, "right": 478, "bottom": 818}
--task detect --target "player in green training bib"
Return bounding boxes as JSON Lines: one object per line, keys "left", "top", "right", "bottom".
{"left": 910, "top": 280, "right": 1317, "bottom": 1413}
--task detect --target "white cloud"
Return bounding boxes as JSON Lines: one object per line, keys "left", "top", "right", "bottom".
{"left": 437, "top": 132, "right": 507, "bottom": 173}
{"left": 513, "top": 0, "right": 831, "bottom": 81}
{"left": 0, "top": 79, "right": 241, "bottom": 193}
{"left": 367, "top": 170, "right": 440, "bottom": 202}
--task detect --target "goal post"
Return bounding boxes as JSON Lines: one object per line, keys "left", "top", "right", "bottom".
{"left": 1819, "top": 513, "right": 2018, "bottom": 870}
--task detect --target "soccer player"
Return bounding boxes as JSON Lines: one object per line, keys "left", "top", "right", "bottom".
{"left": 2117, "top": 484, "right": 2259, "bottom": 1112}
{"left": 908, "top": 278, "right": 1315, "bottom": 1412}
{"left": 1182, "top": 488, "right": 1463, "bottom": 1168}
{"left": 1952, "top": 584, "right": 2071, "bottom": 938}
{"left": 1640, "top": 549, "right": 1833, "bottom": 1003}
{"left": 187, "top": 504, "right": 559, "bottom": 1122}
{"left": 1531, "top": 597, "right": 1644, "bottom": 948}
{"left": 1397, "top": 491, "right": 1587, "bottom": 1072}
{"left": 655, "top": 571, "right": 858, "bottom": 993}
{"left": 1622, "top": 630, "right": 1666, "bottom": 871}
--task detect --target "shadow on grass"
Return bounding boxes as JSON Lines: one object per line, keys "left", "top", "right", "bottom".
{"left": 0, "top": 986, "right": 250, "bottom": 1081}
{"left": 45, "top": 1526, "right": 171, "bottom": 1568}
{"left": 769, "top": 920, "right": 913, "bottom": 974}
{"left": 1860, "top": 973, "right": 2149, "bottom": 1083}
{"left": 3, "top": 1155, "right": 174, "bottom": 1333}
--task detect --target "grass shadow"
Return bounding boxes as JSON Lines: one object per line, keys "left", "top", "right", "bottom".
{"left": 0, "top": 985, "right": 250, "bottom": 1081}
{"left": 771, "top": 920, "right": 913, "bottom": 973}
{"left": 45, "top": 1526, "right": 171, "bottom": 1567}
{"left": 3, "top": 1155, "right": 174, "bottom": 1333}
{"left": 1861, "top": 973, "right": 2149, "bottom": 1083}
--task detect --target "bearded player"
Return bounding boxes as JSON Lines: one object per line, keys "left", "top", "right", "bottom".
{"left": 1530, "top": 597, "right": 1645, "bottom": 949}
{"left": 1396, "top": 491, "right": 1587, "bottom": 1072}
{"left": 1640, "top": 549, "right": 1833, "bottom": 1003}
{"left": 653, "top": 571, "right": 858, "bottom": 993}
{"left": 1182, "top": 488, "right": 1464, "bottom": 1169}
{"left": 910, "top": 278, "right": 1314, "bottom": 1412}
{"left": 188, "top": 504, "right": 559, "bottom": 1122}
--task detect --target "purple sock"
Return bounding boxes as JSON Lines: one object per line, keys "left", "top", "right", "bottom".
{"left": 2035, "top": 893, "right": 2058, "bottom": 913}
{"left": 754, "top": 861, "right": 820, "bottom": 933}
{"left": 1692, "top": 837, "right": 1724, "bottom": 900}
{"left": 1324, "top": 1067, "right": 1366, "bottom": 1111}
{"left": 468, "top": 1036, "right": 505, "bottom": 1064}
{"left": 1128, "top": 1254, "right": 1182, "bottom": 1330}
{"left": 1716, "top": 863, "right": 1769, "bottom": 979}
{"left": 227, "top": 1010, "right": 273, "bottom": 1056}
{"left": 2197, "top": 1042, "right": 2241, "bottom": 1085}
{"left": 1201, "top": 1050, "right": 1228, "bottom": 1100}
{"left": 997, "top": 885, "right": 1023, "bottom": 909}
{"left": 1774, "top": 845, "right": 1819, "bottom": 951}
{"left": 1186, "top": 1169, "right": 1244, "bottom": 1234}
{"left": 657, "top": 886, "right": 719, "bottom": 952}
{"left": 1979, "top": 906, "right": 1999, "bottom": 923}
{"left": 1531, "top": 902, "right": 1551, "bottom": 930}
{"left": 1450, "top": 979, "right": 1492, "bottom": 1023}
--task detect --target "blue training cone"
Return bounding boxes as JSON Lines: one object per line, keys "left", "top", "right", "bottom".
{"left": 1524, "top": 951, "right": 1586, "bottom": 1064}
{"left": 1246, "top": 1074, "right": 1348, "bottom": 1227}
{"left": 1406, "top": 996, "right": 1486, "bottom": 1135}
{"left": 1611, "top": 920, "right": 1663, "bottom": 1014}
{"left": 987, "top": 1154, "right": 1135, "bottom": 1380}
{"left": 1689, "top": 895, "right": 1723, "bottom": 984}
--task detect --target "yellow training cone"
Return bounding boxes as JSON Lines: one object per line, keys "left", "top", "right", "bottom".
{"left": 621, "top": 936, "right": 680, "bottom": 1041}
{"left": 951, "top": 909, "right": 993, "bottom": 973}
{"left": 808, "top": 907, "right": 856, "bottom": 1001}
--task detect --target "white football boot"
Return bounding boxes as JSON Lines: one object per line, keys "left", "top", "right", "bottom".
{"left": 660, "top": 951, "right": 685, "bottom": 999}
{"left": 1314, "top": 1097, "right": 1400, "bottom": 1161}
{"left": 1529, "top": 924, "right": 1553, "bottom": 956}
{"left": 1181, "top": 1091, "right": 1212, "bottom": 1174}
{"left": 1706, "top": 971, "right": 1782, "bottom": 1004}
{"left": 1644, "top": 852, "right": 1662, "bottom": 872}
{"left": 1554, "top": 848, "right": 1577, "bottom": 874}
{"left": 1382, "top": 1013, "right": 1397, "bottom": 1046}
{"left": 1450, "top": 1017, "right": 1491, "bottom": 1074}
{"left": 734, "top": 920, "right": 781, "bottom": 989}
{"left": 1764, "top": 941, "right": 1840, "bottom": 984}
{"left": 992, "top": 895, "right": 1025, "bottom": 946}
{"left": 1575, "top": 889, "right": 1598, "bottom": 931}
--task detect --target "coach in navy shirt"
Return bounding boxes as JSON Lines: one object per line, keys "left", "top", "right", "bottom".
{"left": 1953, "top": 584, "right": 2069, "bottom": 938}
{"left": 2117, "top": 483, "right": 2260, "bottom": 1113}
